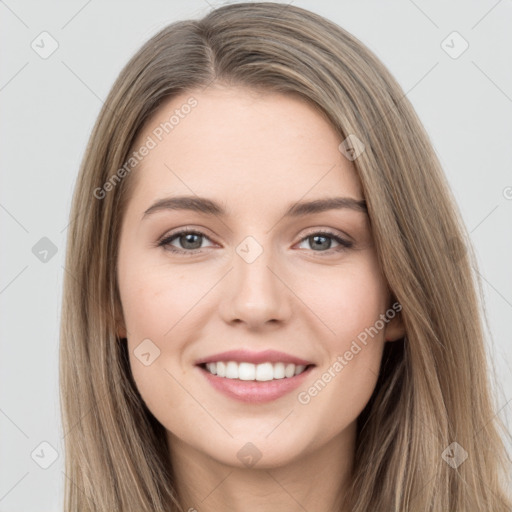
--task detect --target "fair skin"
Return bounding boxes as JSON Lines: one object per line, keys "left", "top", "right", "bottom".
{"left": 116, "top": 85, "right": 405, "bottom": 512}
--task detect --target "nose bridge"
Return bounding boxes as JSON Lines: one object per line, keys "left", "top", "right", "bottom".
{"left": 221, "top": 233, "right": 291, "bottom": 326}
{"left": 234, "top": 233, "right": 280, "bottom": 300}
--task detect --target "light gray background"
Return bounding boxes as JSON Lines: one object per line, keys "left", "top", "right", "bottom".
{"left": 1, "top": 1, "right": 511, "bottom": 510}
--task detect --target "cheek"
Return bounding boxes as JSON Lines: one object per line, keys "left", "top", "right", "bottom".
{"left": 292, "top": 257, "right": 388, "bottom": 425}
{"left": 119, "top": 260, "right": 205, "bottom": 339}
{"left": 296, "top": 256, "right": 388, "bottom": 346}
{"left": 119, "top": 264, "right": 209, "bottom": 415}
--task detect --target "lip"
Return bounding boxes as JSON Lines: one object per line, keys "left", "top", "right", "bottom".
{"left": 194, "top": 349, "right": 314, "bottom": 366}
{"left": 197, "top": 364, "right": 315, "bottom": 403}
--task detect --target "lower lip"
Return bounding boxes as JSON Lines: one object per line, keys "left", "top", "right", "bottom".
{"left": 197, "top": 365, "right": 314, "bottom": 403}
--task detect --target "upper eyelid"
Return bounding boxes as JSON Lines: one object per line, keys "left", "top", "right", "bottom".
{"left": 160, "top": 227, "right": 351, "bottom": 247}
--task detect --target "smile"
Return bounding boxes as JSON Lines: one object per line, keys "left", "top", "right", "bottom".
{"left": 202, "top": 361, "right": 309, "bottom": 381}
{"left": 197, "top": 362, "right": 315, "bottom": 403}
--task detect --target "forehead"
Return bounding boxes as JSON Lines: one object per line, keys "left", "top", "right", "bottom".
{"left": 127, "top": 85, "right": 363, "bottom": 210}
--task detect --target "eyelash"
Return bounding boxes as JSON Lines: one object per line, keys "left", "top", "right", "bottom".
{"left": 157, "top": 228, "right": 353, "bottom": 257}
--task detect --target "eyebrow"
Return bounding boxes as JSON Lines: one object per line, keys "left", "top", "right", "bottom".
{"left": 142, "top": 195, "right": 367, "bottom": 220}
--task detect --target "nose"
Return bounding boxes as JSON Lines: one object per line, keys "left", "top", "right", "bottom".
{"left": 218, "top": 241, "right": 293, "bottom": 330}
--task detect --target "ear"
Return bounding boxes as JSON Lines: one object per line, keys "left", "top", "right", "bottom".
{"left": 383, "top": 302, "right": 406, "bottom": 342}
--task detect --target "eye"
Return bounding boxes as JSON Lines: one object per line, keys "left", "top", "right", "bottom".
{"left": 295, "top": 230, "right": 353, "bottom": 255}
{"left": 157, "top": 228, "right": 353, "bottom": 256}
{"left": 158, "top": 229, "right": 214, "bottom": 255}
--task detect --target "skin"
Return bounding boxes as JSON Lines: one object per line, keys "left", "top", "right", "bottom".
{"left": 116, "top": 84, "right": 405, "bottom": 512}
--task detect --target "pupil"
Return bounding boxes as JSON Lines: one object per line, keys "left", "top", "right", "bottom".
{"left": 182, "top": 233, "right": 201, "bottom": 249}
{"left": 179, "top": 234, "right": 332, "bottom": 251}
{"left": 312, "top": 235, "right": 330, "bottom": 250}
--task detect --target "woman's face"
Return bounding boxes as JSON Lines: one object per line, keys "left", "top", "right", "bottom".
{"left": 116, "top": 85, "right": 404, "bottom": 469}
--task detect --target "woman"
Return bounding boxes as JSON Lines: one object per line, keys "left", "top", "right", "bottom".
{"left": 59, "top": 2, "right": 511, "bottom": 510}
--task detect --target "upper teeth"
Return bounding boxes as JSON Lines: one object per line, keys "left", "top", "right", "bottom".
{"left": 205, "top": 361, "right": 307, "bottom": 381}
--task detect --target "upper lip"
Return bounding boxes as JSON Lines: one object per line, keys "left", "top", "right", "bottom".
{"left": 195, "top": 349, "right": 315, "bottom": 366}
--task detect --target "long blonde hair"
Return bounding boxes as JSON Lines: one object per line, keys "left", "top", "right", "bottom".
{"left": 59, "top": 2, "right": 511, "bottom": 510}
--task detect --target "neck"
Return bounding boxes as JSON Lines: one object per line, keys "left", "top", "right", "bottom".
{"left": 167, "top": 423, "right": 356, "bottom": 512}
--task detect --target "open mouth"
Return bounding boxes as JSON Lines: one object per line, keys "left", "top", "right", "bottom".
{"left": 198, "top": 361, "right": 315, "bottom": 381}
